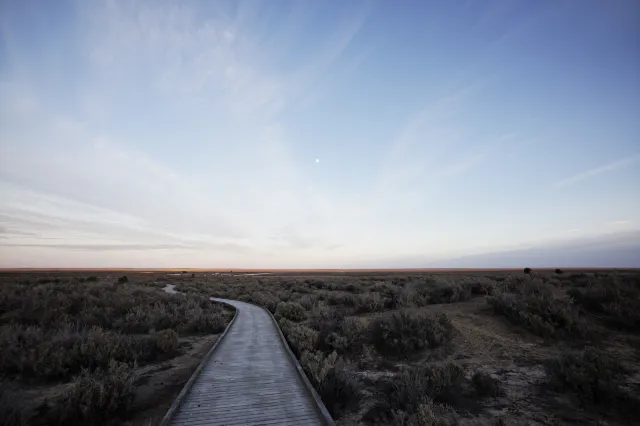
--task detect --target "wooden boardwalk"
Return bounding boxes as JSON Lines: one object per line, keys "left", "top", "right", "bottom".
{"left": 166, "top": 298, "right": 332, "bottom": 426}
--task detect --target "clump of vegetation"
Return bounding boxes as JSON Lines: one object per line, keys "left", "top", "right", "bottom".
{"left": 368, "top": 363, "right": 464, "bottom": 424}
{"left": 0, "top": 324, "right": 161, "bottom": 380}
{"left": 296, "top": 294, "right": 320, "bottom": 311}
{"left": 54, "top": 360, "right": 135, "bottom": 425}
{"left": 386, "top": 400, "right": 460, "bottom": 426}
{"left": 279, "top": 320, "right": 318, "bottom": 356}
{"left": 472, "top": 371, "right": 505, "bottom": 398}
{"left": 301, "top": 351, "right": 361, "bottom": 419}
{"left": 117, "top": 275, "right": 129, "bottom": 284}
{"left": 403, "top": 276, "right": 492, "bottom": 307}
{"left": 306, "top": 307, "right": 368, "bottom": 356}
{"left": 339, "top": 316, "right": 368, "bottom": 353}
{"left": 353, "top": 292, "right": 388, "bottom": 313}
{"left": 325, "top": 291, "right": 357, "bottom": 310}
{"left": 462, "top": 276, "right": 496, "bottom": 296}
{"left": 308, "top": 306, "right": 342, "bottom": 332}
{"left": 408, "top": 280, "right": 433, "bottom": 306}
{"left": 544, "top": 347, "right": 629, "bottom": 405}
{"left": 487, "top": 275, "right": 586, "bottom": 338}
{"left": 524, "top": 268, "right": 532, "bottom": 274}
{"left": 370, "top": 311, "right": 455, "bottom": 357}
{"left": 249, "top": 291, "right": 280, "bottom": 313}
{"left": 0, "top": 381, "right": 30, "bottom": 426}
{"left": 567, "top": 273, "right": 640, "bottom": 331}
{"left": 275, "top": 301, "right": 306, "bottom": 322}
{"left": 154, "top": 328, "right": 179, "bottom": 353}
{"left": 428, "top": 281, "right": 472, "bottom": 304}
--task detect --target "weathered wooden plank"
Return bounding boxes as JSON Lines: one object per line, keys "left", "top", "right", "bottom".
{"left": 167, "top": 299, "right": 333, "bottom": 426}
{"left": 173, "top": 413, "right": 323, "bottom": 426}
{"left": 173, "top": 406, "right": 319, "bottom": 423}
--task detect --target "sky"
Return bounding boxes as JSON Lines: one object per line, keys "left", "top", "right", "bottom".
{"left": 0, "top": 0, "right": 639, "bottom": 269}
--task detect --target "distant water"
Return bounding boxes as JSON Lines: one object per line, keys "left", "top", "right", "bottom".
{"left": 162, "top": 284, "right": 179, "bottom": 294}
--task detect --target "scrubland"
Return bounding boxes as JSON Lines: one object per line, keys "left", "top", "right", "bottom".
{"left": 0, "top": 274, "right": 234, "bottom": 425}
{"left": 178, "top": 269, "right": 640, "bottom": 426}
{"left": 2, "top": 269, "right": 639, "bottom": 425}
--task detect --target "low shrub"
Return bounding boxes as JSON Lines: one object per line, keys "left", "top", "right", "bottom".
{"left": 0, "top": 324, "right": 157, "bottom": 381}
{"left": 428, "top": 282, "right": 472, "bottom": 304}
{"left": 309, "top": 306, "right": 342, "bottom": 333}
{"left": 487, "top": 276, "right": 586, "bottom": 338}
{"left": 300, "top": 351, "right": 360, "bottom": 419}
{"left": 567, "top": 274, "right": 640, "bottom": 331}
{"left": 308, "top": 308, "right": 367, "bottom": 355}
{"left": 340, "top": 317, "right": 368, "bottom": 351}
{"left": 354, "top": 292, "right": 388, "bottom": 313}
{"left": 0, "top": 382, "right": 30, "bottom": 426}
{"left": 386, "top": 400, "right": 460, "bottom": 426}
{"left": 380, "top": 287, "right": 411, "bottom": 310}
{"left": 325, "top": 292, "right": 357, "bottom": 309}
{"left": 545, "top": 347, "right": 629, "bottom": 405}
{"left": 369, "top": 363, "right": 464, "bottom": 424}
{"left": 461, "top": 277, "right": 496, "bottom": 296}
{"left": 154, "top": 329, "right": 179, "bottom": 353}
{"left": 275, "top": 302, "right": 306, "bottom": 322}
{"left": 280, "top": 320, "right": 318, "bottom": 357}
{"left": 55, "top": 359, "right": 135, "bottom": 425}
{"left": 320, "top": 331, "right": 349, "bottom": 354}
{"left": 471, "top": 371, "right": 505, "bottom": 397}
{"left": 370, "top": 311, "right": 455, "bottom": 357}
{"left": 297, "top": 294, "right": 320, "bottom": 311}
{"left": 409, "top": 280, "right": 433, "bottom": 307}
{"left": 250, "top": 291, "right": 279, "bottom": 313}
{"left": 181, "top": 306, "right": 227, "bottom": 334}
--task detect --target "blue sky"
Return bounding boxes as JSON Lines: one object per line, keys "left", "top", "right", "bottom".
{"left": 1, "top": 0, "right": 639, "bottom": 268}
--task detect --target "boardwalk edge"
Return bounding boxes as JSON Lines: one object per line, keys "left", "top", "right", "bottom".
{"left": 158, "top": 300, "right": 238, "bottom": 426}
{"left": 260, "top": 304, "right": 337, "bottom": 426}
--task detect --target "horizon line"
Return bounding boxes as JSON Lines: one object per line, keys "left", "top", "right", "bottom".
{"left": 1, "top": 267, "right": 638, "bottom": 273}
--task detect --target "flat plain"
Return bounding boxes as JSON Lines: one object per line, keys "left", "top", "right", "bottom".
{"left": 1, "top": 269, "right": 639, "bottom": 425}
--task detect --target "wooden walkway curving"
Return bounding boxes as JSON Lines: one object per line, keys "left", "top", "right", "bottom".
{"left": 165, "top": 298, "right": 332, "bottom": 426}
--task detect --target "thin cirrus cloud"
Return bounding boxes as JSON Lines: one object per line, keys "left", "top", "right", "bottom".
{"left": 1, "top": 0, "right": 639, "bottom": 268}
{"left": 555, "top": 155, "right": 640, "bottom": 188}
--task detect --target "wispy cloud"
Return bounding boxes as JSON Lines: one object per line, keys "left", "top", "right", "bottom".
{"left": 2, "top": 243, "right": 192, "bottom": 251}
{"left": 1, "top": 0, "right": 638, "bottom": 268}
{"left": 607, "top": 220, "right": 632, "bottom": 227}
{"left": 555, "top": 155, "right": 640, "bottom": 187}
{"left": 438, "top": 132, "right": 517, "bottom": 178}
{"left": 0, "top": 0, "right": 373, "bottom": 267}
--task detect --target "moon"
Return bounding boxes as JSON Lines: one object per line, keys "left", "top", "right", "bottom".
{"left": 315, "top": 158, "right": 320, "bottom": 163}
